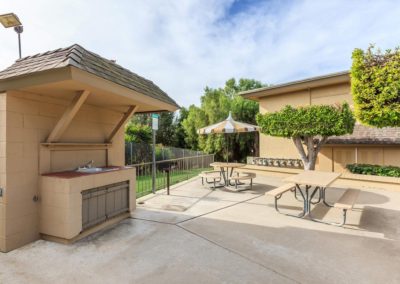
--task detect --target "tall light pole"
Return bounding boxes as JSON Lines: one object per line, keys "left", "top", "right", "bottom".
{"left": 0, "top": 13, "right": 23, "bottom": 59}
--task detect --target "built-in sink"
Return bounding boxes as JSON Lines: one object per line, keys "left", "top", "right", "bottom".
{"left": 76, "top": 167, "right": 112, "bottom": 173}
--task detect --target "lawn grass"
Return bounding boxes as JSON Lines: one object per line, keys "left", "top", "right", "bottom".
{"left": 136, "top": 167, "right": 211, "bottom": 197}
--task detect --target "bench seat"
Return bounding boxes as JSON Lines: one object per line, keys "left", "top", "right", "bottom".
{"left": 266, "top": 183, "right": 296, "bottom": 197}
{"left": 311, "top": 188, "right": 360, "bottom": 226}
{"left": 199, "top": 171, "right": 222, "bottom": 179}
{"left": 229, "top": 172, "right": 256, "bottom": 181}
{"left": 334, "top": 189, "right": 360, "bottom": 210}
{"left": 229, "top": 171, "right": 256, "bottom": 190}
{"left": 199, "top": 171, "right": 222, "bottom": 189}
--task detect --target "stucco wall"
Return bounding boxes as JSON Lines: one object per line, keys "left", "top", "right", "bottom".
{"left": 0, "top": 92, "right": 6, "bottom": 251}
{"left": 0, "top": 90, "right": 125, "bottom": 252}
{"left": 257, "top": 82, "right": 400, "bottom": 170}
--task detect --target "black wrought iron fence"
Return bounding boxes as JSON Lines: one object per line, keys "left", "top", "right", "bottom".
{"left": 125, "top": 142, "right": 208, "bottom": 165}
{"left": 129, "top": 154, "right": 214, "bottom": 198}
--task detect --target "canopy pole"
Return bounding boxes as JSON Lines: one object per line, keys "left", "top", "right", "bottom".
{"left": 225, "top": 133, "right": 229, "bottom": 163}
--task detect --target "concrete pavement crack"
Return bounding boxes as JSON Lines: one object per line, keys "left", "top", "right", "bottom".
{"left": 130, "top": 194, "right": 301, "bottom": 284}
{"left": 176, "top": 223, "right": 301, "bottom": 284}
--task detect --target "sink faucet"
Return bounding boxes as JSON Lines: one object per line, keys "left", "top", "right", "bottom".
{"left": 82, "top": 160, "right": 94, "bottom": 168}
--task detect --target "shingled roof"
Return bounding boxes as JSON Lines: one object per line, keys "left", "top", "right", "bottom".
{"left": 0, "top": 44, "right": 179, "bottom": 108}
{"left": 328, "top": 124, "right": 400, "bottom": 145}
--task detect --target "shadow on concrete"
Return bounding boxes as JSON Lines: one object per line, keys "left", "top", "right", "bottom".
{"left": 359, "top": 206, "right": 400, "bottom": 240}
{"left": 219, "top": 183, "right": 275, "bottom": 195}
{"left": 179, "top": 215, "right": 400, "bottom": 284}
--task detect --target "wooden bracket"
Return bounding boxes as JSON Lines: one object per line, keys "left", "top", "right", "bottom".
{"left": 46, "top": 90, "right": 90, "bottom": 143}
{"left": 106, "top": 105, "right": 138, "bottom": 143}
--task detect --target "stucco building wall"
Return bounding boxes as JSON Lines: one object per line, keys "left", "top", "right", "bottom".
{"left": 0, "top": 90, "right": 125, "bottom": 252}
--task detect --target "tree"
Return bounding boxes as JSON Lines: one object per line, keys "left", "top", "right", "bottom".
{"left": 351, "top": 45, "right": 400, "bottom": 127}
{"left": 125, "top": 122, "right": 152, "bottom": 143}
{"left": 126, "top": 112, "right": 179, "bottom": 147}
{"left": 256, "top": 103, "right": 355, "bottom": 170}
{"left": 182, "top": 105, "right": 207, "bottom": 150}
{"left": 172, "top": 107, "right": 189, "bottom": 148}
{"left": 182, "top": 78, "right": 264, "bottom": 161}
{"left": 156, "top": 112, "right": 176, "bottom": 146}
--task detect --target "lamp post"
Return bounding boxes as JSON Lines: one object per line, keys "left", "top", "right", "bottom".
{"left": 0, "top": 13, "right": 23, "bottom": 59}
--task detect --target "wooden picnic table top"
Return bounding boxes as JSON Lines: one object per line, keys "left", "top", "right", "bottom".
{"left": 210, "top": 162, "right": 246, "bottom": 168}
{"left": 284, "top": 170, "right": 341, "bottom": 188}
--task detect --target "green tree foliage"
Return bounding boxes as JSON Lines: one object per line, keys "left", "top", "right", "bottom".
{"left": 172, "top": 107, "right": 189, "bottom": 148}
{"left": 351, "top": 45, "right": 400, "bottom": 127}
{"left": 256, "top": 103, "right": 355, "bottom": 170}
{"left": 182, "top": 78, "right": 264, "bottom": 162}
{"left": 125, "top": 122, "right": 152, "bottom": 143}
{"left": 125, "top": 112, "right": 178, "bottom": 146}
{"left": 156, "top": 112, "right": 176, "bottom": 146}
{"left": 182, "top": 105, "right": 207, "bottom": 150}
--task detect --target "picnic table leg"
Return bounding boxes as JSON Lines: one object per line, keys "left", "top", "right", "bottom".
{"left": 308, "top": 186, "right": 347, "bottom": 226}
{"left": 310, "top": 186, "right": 322, "bottom": 205}
{"left": 321, "top": 187, "right": 334, "bottom": 207}
{"left": 220, "top": 167, "right": 227, "bottom": 185}
{"left": 300, "top": 185, "right": 318, "bottom": 215}
{"left": 308, "top": 199, "right": 348, "bottom": 226}
{"left": 274, "top": 187, "right": 307, "bottom": 218}
{"left": 293, "top": 187, "right": 303, "bottom": 202}
{"left": 308, "top": 186, "right": 320, "bottom": 212}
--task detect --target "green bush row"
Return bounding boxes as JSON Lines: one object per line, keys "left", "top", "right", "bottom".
{"left": 346, "top": 164, "right": 400, "bottom": 178}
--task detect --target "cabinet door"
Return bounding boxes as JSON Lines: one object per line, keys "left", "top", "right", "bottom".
{"left": 81, "top": 181, "right": 129, "bottom": 230}
{"left": 106, "top": 181, "right": 130, "bottom": 219}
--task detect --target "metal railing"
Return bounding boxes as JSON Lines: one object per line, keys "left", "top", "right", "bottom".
{"left": 247, "top": 156, "right": 304, "bottom": 169}
{"left": 125, "top": 142, "right": 209, "bottom": 164}
{"left": 130, "top": 154, "right": 214, "bottom": 198}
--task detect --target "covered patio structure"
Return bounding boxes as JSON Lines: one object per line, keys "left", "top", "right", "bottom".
{"left": 0, "top": 44, "right": 179, "bottom": 252}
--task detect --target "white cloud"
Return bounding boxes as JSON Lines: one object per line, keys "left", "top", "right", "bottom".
{"left": 1, "top": 0, "right": 400, "bottom": 107}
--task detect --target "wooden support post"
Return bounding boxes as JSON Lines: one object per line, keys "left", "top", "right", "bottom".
{"left": 106, "top": 105, "right": 138, "bottom": 143}
{"left": 46, "top": 90, "right": 90, "bottom": 143}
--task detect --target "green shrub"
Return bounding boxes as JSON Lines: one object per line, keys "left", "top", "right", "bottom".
{"left": 125, "top": 122, "right": 152, "bottom": 143}
{"left": 346, "top": 164, "right": 400, "bottom": 177}
{"left": 351, "top": 45, "right": 400, "bottom": 127}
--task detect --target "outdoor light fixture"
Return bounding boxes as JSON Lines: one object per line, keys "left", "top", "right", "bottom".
{"left": 0, "top": 13, "right": 23, "bottom": 59}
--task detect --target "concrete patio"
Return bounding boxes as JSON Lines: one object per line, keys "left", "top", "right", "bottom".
{"left": 1, "top": 174, "right": 400, "bottom": 283}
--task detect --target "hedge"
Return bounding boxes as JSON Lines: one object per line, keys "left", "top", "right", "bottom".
{"left": 256, "top": 103, "right": 355, "bottom": 138}
{"left": 351, "top": 45, "right": 400, "bottom": 127}
{"left": 346, "top": 164, "right": 400, "bottom": 178}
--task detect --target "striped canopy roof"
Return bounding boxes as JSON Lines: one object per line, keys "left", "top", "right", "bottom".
{"left": 197, "top": 112, "right": 259, "bottom": 134}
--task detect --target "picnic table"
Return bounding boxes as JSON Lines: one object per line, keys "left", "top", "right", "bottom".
{"left": 283, "top": 170, "right": 341, "bottom": 218}
{"left": 210, "top": 162, "right": 246, "bottom": 186}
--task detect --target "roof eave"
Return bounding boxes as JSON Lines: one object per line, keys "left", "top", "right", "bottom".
{"left": 70, "top": 67, "right": 179, "bottom": 112}
{"left": 0, "top": 66, "right": 72, "bottom": 92}
{"left": 240, "top": 71, "right": 350, "bottom": 101}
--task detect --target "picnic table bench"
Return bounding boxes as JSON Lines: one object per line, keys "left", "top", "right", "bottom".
{"left": 229, "top": 171, "right": 256, "bottom": 190}
{"left": 266, "top": 171, "right": 360, "bottom": 226}
{"left": 199, "top": 170, "right": 223, "bottom": 189}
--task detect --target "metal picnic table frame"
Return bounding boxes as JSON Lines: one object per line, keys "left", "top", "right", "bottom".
{"left": 210, "top": 162, "right": 246, "bottom": 186}
{"left": 283, "top": 171, "right": 342, "bottom": 220}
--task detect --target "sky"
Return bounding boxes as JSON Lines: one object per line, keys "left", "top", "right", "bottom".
{"left": 1, "top": 0, "right": 400, "bottom": 107}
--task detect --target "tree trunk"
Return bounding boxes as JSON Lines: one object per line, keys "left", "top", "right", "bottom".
{"left": 254, "top": 131, "right": 259, "bottom": 157}
{"left": 292, "top": 136, "right": 328, "bottom": 171}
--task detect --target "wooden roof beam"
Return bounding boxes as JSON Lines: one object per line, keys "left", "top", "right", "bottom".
{"left": 46, "top": 90, "right": 90, "bottom": 143}
{"left": 106, "top": 105, "right": 138, "bottom": 143}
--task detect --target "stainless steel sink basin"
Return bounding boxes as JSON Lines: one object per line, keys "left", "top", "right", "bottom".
{"left": 76, "top": 167, "right": 109, "bottom": 173}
